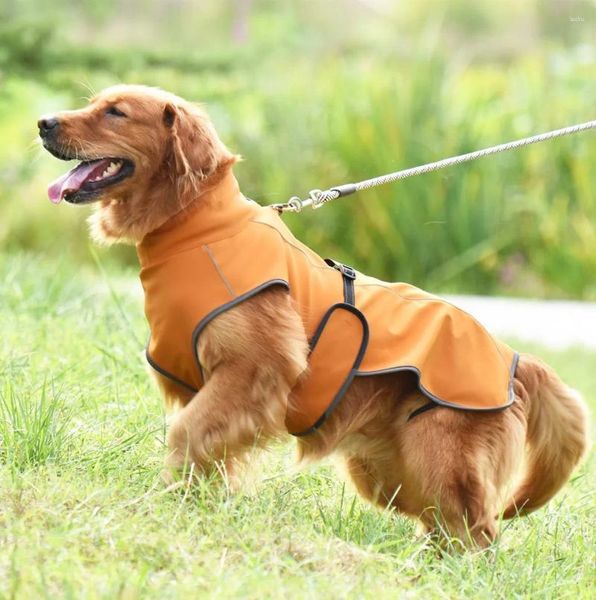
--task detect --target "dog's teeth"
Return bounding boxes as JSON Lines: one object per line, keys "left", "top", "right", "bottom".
{"left": 102, "top": 161, "right": 121, "bottom": 178}
{"left": 88, "top": 160, "right": 122, "bottom": 183}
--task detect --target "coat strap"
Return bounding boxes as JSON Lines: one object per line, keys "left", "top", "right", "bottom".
{"left": 286, "top": 303, "right": 368, "bottom": 436}
{"left": 324, "top": 258, "right": 356, "bottom": 305}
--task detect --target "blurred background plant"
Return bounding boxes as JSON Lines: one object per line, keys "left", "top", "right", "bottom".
{"left": 1, "top": 0, "right": 594, "bottom": 298}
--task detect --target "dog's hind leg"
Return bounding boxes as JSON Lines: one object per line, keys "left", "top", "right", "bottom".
{"left": 397, "top": 400, "right": 527, "bottom": 549}
{"left": 342, "top": 425, "right": 503, "bottom": 547}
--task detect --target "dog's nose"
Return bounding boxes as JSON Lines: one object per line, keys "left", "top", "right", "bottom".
{"left": 38, "top": 116, "right": 59, "bottom": 136}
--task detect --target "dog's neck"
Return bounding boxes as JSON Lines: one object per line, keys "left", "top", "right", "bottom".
{"left": 136, "top": 170, "right": 259, "bottom": 266}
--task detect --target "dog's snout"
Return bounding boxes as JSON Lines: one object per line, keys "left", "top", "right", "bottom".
{"left": 38, "top": 116, "right": 60, "bottom": 137}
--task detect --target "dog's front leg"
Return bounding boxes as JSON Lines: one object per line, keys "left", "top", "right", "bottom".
{"left": 165, "top": 360, "right": 290, "bottom": 479}
{"left": 165, "top": 288, "right": 309, "bottom": 482}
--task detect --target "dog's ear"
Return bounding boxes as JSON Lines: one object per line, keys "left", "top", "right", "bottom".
{"left": 162, "top": 102, "right": 220, "bottom": 181}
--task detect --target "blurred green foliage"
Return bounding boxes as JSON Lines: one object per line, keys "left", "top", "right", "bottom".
{"left": 1, "top": 0, "right": 595, "bottom": 298}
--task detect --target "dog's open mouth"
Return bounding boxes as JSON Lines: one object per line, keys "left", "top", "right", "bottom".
{"left": 47, "top": 157, "right": 134, "bottom": 204}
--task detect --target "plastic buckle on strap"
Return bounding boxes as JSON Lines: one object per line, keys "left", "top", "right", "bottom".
{"left": 338, "top": 264, "right": 356, "bottom": 280}
{"left": 325, "top": 258, "right": 356, "bottom": 280}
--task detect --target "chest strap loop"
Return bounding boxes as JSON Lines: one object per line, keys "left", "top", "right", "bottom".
{"left": 324, "top": 258, "right": 356, "bottom": 306}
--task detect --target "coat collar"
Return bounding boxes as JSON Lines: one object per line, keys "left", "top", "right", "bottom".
{"left": 136, "top": 171, "right": 259, "bottom": 266}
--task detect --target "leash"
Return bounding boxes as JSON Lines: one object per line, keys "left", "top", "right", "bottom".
{"left": 271, "top": 120, "right": 596, "bottom": 213}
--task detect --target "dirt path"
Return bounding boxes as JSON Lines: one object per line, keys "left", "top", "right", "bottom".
{"left": 445, "top": 295, "right": 596, "bottom": 350}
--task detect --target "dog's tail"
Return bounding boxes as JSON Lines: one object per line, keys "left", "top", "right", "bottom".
{"left": 502, "top": 354, "right": 589, "bottom": 519}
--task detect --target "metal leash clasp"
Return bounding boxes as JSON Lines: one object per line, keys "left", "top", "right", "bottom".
{"left": 271, "top": 184, "right": 356, "bottom": 213}
{"left": 271, "top": 196, "right": 303, "bottom": 213}
{"left": 308, "top": 189, "right": 325, "bottom": 209}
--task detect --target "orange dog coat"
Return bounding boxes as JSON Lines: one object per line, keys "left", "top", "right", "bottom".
{"left": 137, "top": 173, "right": 518, "bottom": 435}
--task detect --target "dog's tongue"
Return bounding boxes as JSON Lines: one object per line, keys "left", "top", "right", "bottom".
{"left": 47, "top": 159, "right": 110, "bottom": 204}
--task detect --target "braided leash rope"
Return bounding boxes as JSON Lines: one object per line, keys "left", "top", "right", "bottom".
{"left": 271, "top": 120, "right": 596, "bottom": 213}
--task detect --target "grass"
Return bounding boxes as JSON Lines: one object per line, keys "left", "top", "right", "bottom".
{"left": 0, "top": 251, "right": 594, "bottom": 599}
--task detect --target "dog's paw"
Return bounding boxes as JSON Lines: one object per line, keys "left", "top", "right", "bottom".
{"left": 161, "top": 448, "right": 196, "bottom": 486}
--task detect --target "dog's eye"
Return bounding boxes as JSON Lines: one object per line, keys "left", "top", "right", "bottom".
{"left": 105, "top": 106, "right": 127, "bottom": 118}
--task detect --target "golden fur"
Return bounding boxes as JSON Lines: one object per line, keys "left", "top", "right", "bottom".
{"left": 43, "top": 85, "right": 589, "bottom": 548}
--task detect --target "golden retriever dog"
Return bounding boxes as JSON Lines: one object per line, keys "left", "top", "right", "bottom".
{"left": 39, "top": 85, "right": 589, "bottom": 549}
